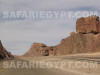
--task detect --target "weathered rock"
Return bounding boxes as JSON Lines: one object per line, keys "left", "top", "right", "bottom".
{"left": 0, "top": 40, "right": 14, "bottom": 60}
{"left": 76, "top": 16, "right": 100, "bottom": 33}
{"left": 55, "top": 33, "right": 100, "bottom": 55}
{"left": 24, "top": 43, "right": 56, "bottom": 56}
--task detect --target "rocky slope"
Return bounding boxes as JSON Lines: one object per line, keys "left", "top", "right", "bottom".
{"left": 0, "top": 40, "right": 14, "bottom": 60}
{"left": 24, "top": 15, "right": 100, "bottom": 56}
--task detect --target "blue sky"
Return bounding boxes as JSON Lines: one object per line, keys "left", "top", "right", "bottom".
{"left": 0, "top": 0, "right": 100, "bottom": 55}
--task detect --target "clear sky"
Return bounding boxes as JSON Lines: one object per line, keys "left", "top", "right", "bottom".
{"left": 0, "top": 0, "right": 100, "bottom": 55}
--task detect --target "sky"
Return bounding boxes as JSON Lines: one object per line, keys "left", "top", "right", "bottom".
{"left": 0, "top": 0, "right": 100, "bottom": 55}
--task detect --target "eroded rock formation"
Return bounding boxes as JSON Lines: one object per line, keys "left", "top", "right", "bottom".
{"left": 76, "top": 15, "right": 100, "bottom": 34}
{"left": 0, "top": 40, "right": 14, "bottom": 60}
{"left": 24, "top": 43, "right": 56, "bottom": 56}
{"left": 55, "top": 33, "right": 100, "bottom": 55}
{"left": 24, "top": 15, "right": 100, "bottom": 56}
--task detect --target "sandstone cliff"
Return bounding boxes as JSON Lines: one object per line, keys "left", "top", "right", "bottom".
{"left": 55, "top": 33, "right": 100, "bottom": 55}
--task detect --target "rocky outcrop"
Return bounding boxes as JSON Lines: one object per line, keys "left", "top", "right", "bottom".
{"left": 24, "top": 15, "right": 100, "bottom": 56}
{"left": 24, "top": 43, "right": 56, "bottom": 56}
{"left": 0, "top": 40, "right": 14, "bottom": 60}
{"left": 76, "top": 16, "right": 100, "bottom": 34}
{"left": 56, "top": 16, "right": 100, "bottom": 55}
{"left": 55, "top": 33, "right": 100, "bottom": 55}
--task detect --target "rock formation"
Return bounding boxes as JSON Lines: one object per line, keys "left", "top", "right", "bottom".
{"left": 24, "top": 43, "right": 56, "bottom": 56}
{"left": 76, "top": 15, "right": 100, "bottom": 34}
{"left": 55, "top": 33, "right": 100, "bottom": 55}
{"left": 55, "top": 16, "right": 100, "bottom": 55}
{"left": 24, "top": 15, "right": 100, "bottom": 56}
{"left": 0, "top": 40, "right": 14, "bottom": 60}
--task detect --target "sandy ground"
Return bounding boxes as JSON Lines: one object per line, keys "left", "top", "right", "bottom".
{"left": 0, "top": 53, "right": 100, "bottom": 75}
{"left": 0, "top": 59, "right": 81, "bottom": 75}
{"left": 0, "top": 67, "right": 80, "bottom": 75}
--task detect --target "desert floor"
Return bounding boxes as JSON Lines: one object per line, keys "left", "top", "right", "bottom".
{"left": 0, "top": 53, "right": 100, "bottom": 75}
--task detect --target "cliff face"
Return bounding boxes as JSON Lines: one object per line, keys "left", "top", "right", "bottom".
{"left": 55, "top": 33, "right": 100, "bottom": 55}
{"left": 0, "top": 40, "right": 14, "bottom": 60}
{"left": 24, "top": 16, "right": 100, "bottom": 56}
{"left": 56, "top": 16, "right": 100, "bottom": 55}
